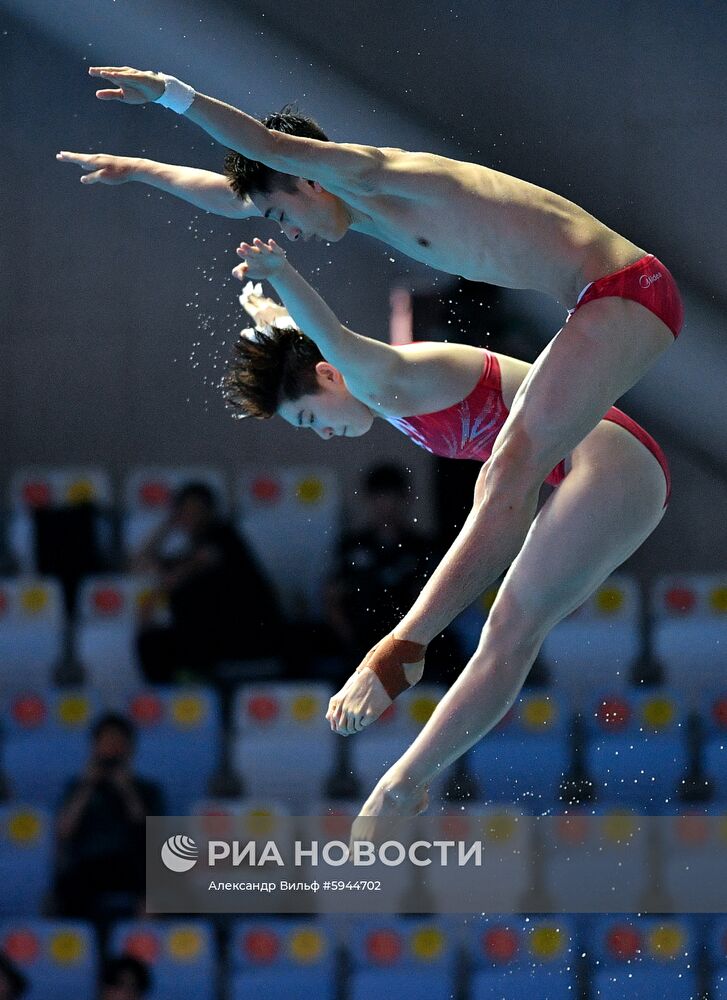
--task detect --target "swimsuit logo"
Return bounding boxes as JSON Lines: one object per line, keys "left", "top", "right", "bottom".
{"left": 639, "top": 272, "right": 662, "bottom": 289}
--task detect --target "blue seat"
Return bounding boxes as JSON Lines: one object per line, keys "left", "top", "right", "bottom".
{"left": 651, "top": 575, "right": 727, "bottom": 698}
{"left": 0, "top": 919, "right": 97, "bottom": 1000}
{"left": 470, "top": 967, "right": 575, "bottom": 1000}
{"left": 1, "top": 691, "right": 99, "bottom": 808}
{"left": 465, "top": 692, "right": 570, "bottom": 806}
{"left": 345, "top": 917, "right": 457, "bottom": 1000}
{"left": 582, "top": 914, "right": 696, "bottom": 964}
{"left": 707, "top": 915, "right": 727, "bottom": 969}
{"left": 128, "top": 688, "right": 222, "bottom": 814}
{"left": 713, "top": 973, "right": 727, "bottom": 1000}
{"left": 349, "top": 969, "right": 453, "bottom": 1000}
{"left": 584, "top": 915, "right": 697, "bottom": 1000}
{"left": 347, "top": 916, "right": 457, "bottom": 971}
{"left": 0, "top": 806, "right": 53, "bottom": 915}
{"left": 231, "top": 919, "right": 335, "bottom": 1000}
{"left": 109, "top": 920, "right": 215, "bottom": 1000}
{"left": 591, "top": 968, "right": 699, "bottom": 999}
{"left": 0, "top": 578, "right": 65, "bottom": 694}
{"left": 540, "top": 574, "right": 643, "bottom": 702}
{"left": 466, "top": 916, "right": 577, "bottom": 1000}
{"left": 231, "top": 969, "right": 334, "bottom": 1000}
{"left": 583, "top": 690, "right": 688, "bottom": 808}
{"left": 700, "top": 693, "right": 727, "bottom": 799}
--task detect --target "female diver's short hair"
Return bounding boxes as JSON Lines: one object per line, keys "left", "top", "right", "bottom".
{"left": 222, "top": 324, "right": 324, "bottom": 419}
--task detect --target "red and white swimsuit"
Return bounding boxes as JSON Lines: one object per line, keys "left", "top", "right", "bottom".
{"left": 384, "top": 345, "right": 671, "bottom": 504}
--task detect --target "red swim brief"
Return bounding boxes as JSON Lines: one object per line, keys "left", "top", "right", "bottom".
{"left": 569, "top": 253, "right": 684, "bottom": 338}
{"left": 548, "top": 406, "right": 672, "bottom": 507}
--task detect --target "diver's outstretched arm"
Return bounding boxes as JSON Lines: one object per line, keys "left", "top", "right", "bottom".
{"left": 87, "top": 66, "right": 382, "bottom": 194}
{"left": 233, "top": 238, "right": 401, "bottom": 399}
{"left": 56, "top": 151, "right": 258, "bottom": 219}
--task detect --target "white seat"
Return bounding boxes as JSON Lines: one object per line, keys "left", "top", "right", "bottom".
{"left": 74, "top": 574, "right": 159, "bottom": 706}
{"left": 0, "top": 577, "right": 64, "bottom": 692}
{"left": 658, "top": 809, "right": 727, "bottom": 911}
{"left": 540, "top": 806, "right": 651, "bottom": 911}
{"left": 232, "top": 683, "right": 337, "bottom": 810}
{"left": 425, "top": 805, "right": 531, "bottom": 912}
{"left": 651, "top": 574, "right": 727, "bottom": 703}
{"left": 121, "top": 466, "right": 228, "bottom": 557}
{"left": 540, "top": 574, "right": 643, "bottom": 704}
{"left": 236, "top": 466, "right": 341, "bottom": 619}
{"left": 349, "top": 685, "right": 449, "bottom": 800}
{"left": 7, "top": 467, "right": 113, "bottom": 572}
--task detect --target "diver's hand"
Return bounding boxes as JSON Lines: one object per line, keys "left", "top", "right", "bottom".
{"left": 232, "top": 238, "right": 288, "bottom": 281}
{"left": 88, "top": 66, "right": 165, "bottom": 104}
{"left": 238, "top": 281, "right": 292, "bottom": 328}
{"left": 56, "top": 151, "right": 140, "bottom": 185}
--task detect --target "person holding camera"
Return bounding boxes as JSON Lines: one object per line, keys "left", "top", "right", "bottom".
{"left": 54, "top": 714, "right": 163, "bottom": 921}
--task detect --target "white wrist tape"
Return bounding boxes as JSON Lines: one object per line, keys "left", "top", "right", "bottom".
{"left": 154, "top": 74, "right": 196, "bottom": 114}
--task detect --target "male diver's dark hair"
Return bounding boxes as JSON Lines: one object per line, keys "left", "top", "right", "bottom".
{"left": 223, "top": 106, "right": 329, "bottom": 200}
{"left": 223, "top": 325, "right": 324, "bottom": 419}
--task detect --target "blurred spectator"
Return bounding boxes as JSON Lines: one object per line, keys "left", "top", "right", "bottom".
{"left": 326, "top": 463, "right": 462, "bottom": 684}
{"left": 99, "top": 956, "right": 151, "bottom": 1000}
{"left": 32, "top": 500, "right": 109, "bottom": 615}
{"left": 132, "top": 481, "right": 281, "bottom": 682}
{"left": 0, "top": 953, "right": 27, "bottom": 1000}
{"left": 54, "top": 713, "right": 163, "bottom": 922}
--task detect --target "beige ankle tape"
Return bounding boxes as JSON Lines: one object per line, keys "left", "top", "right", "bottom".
{"left": 360, "top": 635, "right": 427, "bottom": 700}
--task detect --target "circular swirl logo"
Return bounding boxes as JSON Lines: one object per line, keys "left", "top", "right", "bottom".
{"left": 161, "top": 835, "right": 199, "bottom": 872}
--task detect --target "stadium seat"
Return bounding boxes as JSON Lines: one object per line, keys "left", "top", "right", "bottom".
{"left": 0, "top": 578, "right": 64, "bottom": 692}
{"left": 1, "top": 690, "right": 99, "bottom": 807}
{"left": 540, "top": 574, "right": 643, "bottom": 701}
{"left": 0, "top": 919, "right": 97, "bottom": 1000}
{"left": 236, "top": 466, "right": 341, "bottom": 619}
{"left": 582, "top": 690, "right": 689, "bottom": 808}
{"left": 0, "top": 806, "right": 53, "bottom": 915}
{"left": 75, "top": 575, "right": 159, "bottom": 705}
{"left": 659, "top": 809, "right": 727, "bottom": 910}
{"left": 465, "top": 691, "right": 571, "bottom": 807}
{"left": 110, "top": 920, "right": 215, "bottom": 1000}
{"left": 540, "top": 806, "right": 650, "bottom": 911}
{"left": 700, "top": 691, "right": 727, "bottom": 801}
{"left": 231, "top": 919, "right": 335, "bottom": 1000}
{"left": 232, "top": 683, "right": 336, "bottom": 809}
{"left": 466, "top": 916, "right": 577, "bottom": 1000}
{"left": 121, "top": 467, "right": 228, "bottom": 557}
{"left": 127, "top": 688, "right": 222, "bottom": 814}
{"left": 348, "top": 685, "right": 449, "bottom": 801}
{"left": 424, "top": 806, "right": 531, "bottom": 912}
{"left": 708, "top": 917, "right": 727, "bottom": 999}
{"left": 652, "top": 574, "right": 727, "bottom": 700}
{"left": 449, "top": 584, "right": 500, "bottom": 655}
{"left": 592, "top": 968, "right": 699, "bottom": 999}
{"left": 347, "top": 917, "right": 456, "bottom": 1000}
{"left": 586, "top": 915, "right": 698, "bottom": 1000}
{"left": 7, "top": 467, "right": 114, "bottom": 574}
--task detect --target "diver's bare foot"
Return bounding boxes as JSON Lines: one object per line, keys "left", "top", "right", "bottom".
{"left": 326, "top": 636, "right": 426, "bottom": 735}
{"left": 349, "top": 778, "right": 430, "bottom": 847}
{"left": 325, "top": 666, "right": 394, "bottom": 735}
